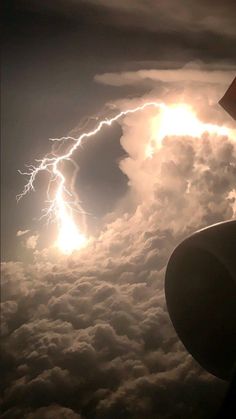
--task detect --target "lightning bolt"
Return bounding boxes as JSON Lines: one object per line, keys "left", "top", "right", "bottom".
{"left": 17, "top": 101, "right": 166, "bottom": 253}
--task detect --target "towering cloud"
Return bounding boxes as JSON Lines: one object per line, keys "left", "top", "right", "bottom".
{"left": 1, "top": 71, "right": 235, "bottom": 418}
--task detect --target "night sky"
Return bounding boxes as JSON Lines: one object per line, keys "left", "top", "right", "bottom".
{"left": 1, "top": 1, "right": 236, "bottom": 418}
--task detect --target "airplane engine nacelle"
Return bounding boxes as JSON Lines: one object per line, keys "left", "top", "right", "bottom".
{"left": 165, "top": 220, "right": 236, "bottom": 380}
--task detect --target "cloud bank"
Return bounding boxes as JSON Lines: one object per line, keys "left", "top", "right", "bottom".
{"left": 1, "top": 71, "right": 236, "bottom": 418}
{"left": 87, "top": 0, "right": 236, "bottom": 38}
{"left": 95, "top": 66, "right": 235, "bottom": 87}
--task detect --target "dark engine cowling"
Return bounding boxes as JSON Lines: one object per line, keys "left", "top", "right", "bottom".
{"left": 165, "top": 220, "right": 236, "bottom": 380}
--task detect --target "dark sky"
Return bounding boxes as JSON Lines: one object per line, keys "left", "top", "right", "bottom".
{"left": 1, "top": 1, "right": 236, "bottom": 418}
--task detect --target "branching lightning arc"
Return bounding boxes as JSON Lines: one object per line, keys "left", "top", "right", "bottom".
{"left": 17, "top": 101, "right": 166, "bottom": 254}
{"left": 17, "top": 100, "right": 232, "bottom": 254}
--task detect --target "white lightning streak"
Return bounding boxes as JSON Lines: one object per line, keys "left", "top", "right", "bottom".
{"left": 17, "top": 100, "right": 233, "bottom": 254}
{"left": 17, "top": 101, "right": 165, "bottom": 253}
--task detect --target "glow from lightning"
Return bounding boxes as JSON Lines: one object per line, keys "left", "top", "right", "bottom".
{"left": 17, "top": 101, "right": 167, "bottom": 254}
{"left": 17, "top": 101, "right": 234, "bottom": 254}
{"left": 147, "top": 103, "right": 232, "bottom": 157}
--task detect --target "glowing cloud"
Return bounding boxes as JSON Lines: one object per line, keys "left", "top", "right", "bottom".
{"left": 147, "top": 104, "right": 231, "bottom": 156}
{"left": 17, "top": 102, "right": 165, "bottom": 254}
{"left": 17, "top": 101, "right": 233, "bottom": 254}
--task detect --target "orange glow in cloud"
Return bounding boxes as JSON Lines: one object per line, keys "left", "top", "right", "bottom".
{"left": 18, "top": 101, "right": 233, "bottom": 254}
{"left": 146, "top": 104, "right": 231, "bottom": 157}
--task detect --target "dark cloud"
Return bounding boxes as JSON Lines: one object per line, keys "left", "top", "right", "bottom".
{"left": 5, "top": 0, "right": 236, "bottom": 39}
{"left": 86, "top": 0, "right": 236, "bottom": 38}
{"left": 3, "top": 0, "right": 236, "bottom": 64}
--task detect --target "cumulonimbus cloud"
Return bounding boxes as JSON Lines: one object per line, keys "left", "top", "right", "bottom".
{"left": 1, "top": 73, "right": 235, "bottom": 418}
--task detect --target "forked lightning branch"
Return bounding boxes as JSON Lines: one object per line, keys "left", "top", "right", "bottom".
{"left": 17, "top": 101, "right": 232, "bottom": 254}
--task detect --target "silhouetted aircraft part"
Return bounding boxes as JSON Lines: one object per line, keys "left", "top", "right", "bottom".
{"left": 219, "top": 77, "right": 236, "bottom": 120}
{"left": 215, "top": 368, "right": 236, "bottom": 418}
{"left": 165, "top": 220, "right": 236, "bottom": 380}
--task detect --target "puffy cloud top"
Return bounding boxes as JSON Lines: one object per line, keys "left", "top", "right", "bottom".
{"left": 1, "top": 76, "right": 235, "bottom": 418}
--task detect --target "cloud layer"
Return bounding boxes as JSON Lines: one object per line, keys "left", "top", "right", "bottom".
{"left": 86, "top": 0, "right": 236, "bottom": 39}
{"left": 1, "top": 74, "right": 236, "bottom": 418}
{"left": 95, "top": 66, "right": 235, "bottom": 87}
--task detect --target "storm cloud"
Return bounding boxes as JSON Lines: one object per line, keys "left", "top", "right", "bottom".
{"left": 2, "top": 74, "right": 236, "bottom": 417}
{"left": 2, "top": 2, "right": 236, "bottom": 415}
